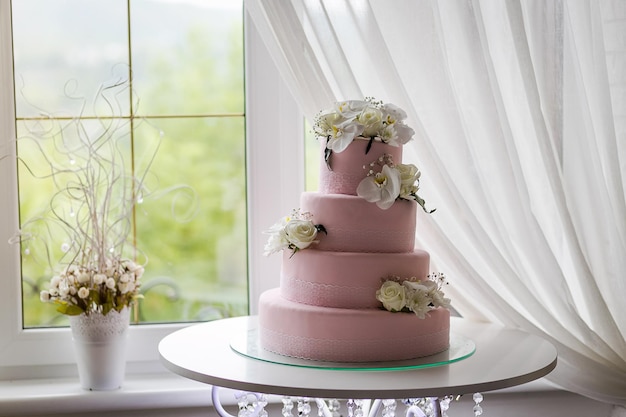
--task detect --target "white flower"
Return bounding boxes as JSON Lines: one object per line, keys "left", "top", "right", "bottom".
{"left": 120, "top": 273, "right": 131, "bottom": 283}
{"left": 395, "top": 163, "right": 421, "bottom": 200}
{"left": 264, "top": 210, "right": 325, "bottom": 256}
{"left": 358, "top": 106, "right": 384, "bottom": 138}
{"left": 379, "top": 125, "right": 399, "bottom": 146}
{"left": 376, "top": 280, "right": 406, "bottom": 312}
{"left": 378, "top": 274, "right": 450, "bottom": 318}
{"left": 263, "top": 229, "right": 290, "bottom": 256}
{"left": 50, "top": 275, "right": 61, "bottom": 288}
{"left": 382, "top": 102, "right": 407, "bottom": 121}
{"left": 59, "top": 283, "right": 71, "bottom": 298}
{"left": 40, "top": 290, "right": 50, "bottom": 302}
{"left": 105, "top": 277, "right": 116, "bottom": 290}
{"left": 326, "top": 118, "right": 364, "bottom": 154}
{"left": 77, "top": 287, "right": 90, "bottom": 299}
{"left": 119, "top": 281, "right": 135, "bottom": 294}
{"left": 77, "top": 271, "right": 90, "bottom": 284}
{"left": 356, "top": 164, "right": 401, "bottom": 210}
{"left": 404, "top": 286, "right": 431, "bottom": 319}
{"left": 392, "top": 122, "right": 415, "bottom": 145}
{"left": 283, "top": 219, "right": 318, "bottom": 250}
{"left": 93, "top": 273, "right": 106, "bottom": 285}
{"left": 313, "top": 98, "right": 414, "bottom": 154}
{"left": 335, "top": 100, "right": 367, "bottom": 118}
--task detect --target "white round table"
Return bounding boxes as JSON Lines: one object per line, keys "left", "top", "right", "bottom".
{"left": 158, "top": 316, "right": 557, "bottom": 399}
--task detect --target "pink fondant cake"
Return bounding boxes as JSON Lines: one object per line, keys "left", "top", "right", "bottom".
{"left": 259, "top": 99, "right": 450, "bottom": 363}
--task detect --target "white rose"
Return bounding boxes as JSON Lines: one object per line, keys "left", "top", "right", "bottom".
{"left": 105, "top": 277, "right": 116, "bottom": 290}
{"left": 93, "top": 273, "right": 106, "bottom": 285}
{"left": 397, "top": 163, "right": 421, "bottom": 188}
{"left": 77, "top": 287, "right": 90, "bottom": 299}
{"left": 77, "top": 272, "right": 90, "bottom": 284}
{"left": 284, "top": 219, "right": 318, "bottom": 250}
{"left": 358, "top": 107, "right": 384, "bottom": 137}
{"left": 120, "top": 273, "right": 131, "bottom": 283}
{"left": 376, "top": 281, "right": 406, "bottom": 312}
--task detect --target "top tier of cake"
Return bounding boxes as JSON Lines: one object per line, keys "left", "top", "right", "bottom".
{"left": 319, "top": 139, "right": 403, "bottom": 196}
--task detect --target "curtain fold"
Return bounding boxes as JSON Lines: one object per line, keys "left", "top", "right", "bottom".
{"left": 246, "top": 0, "right": 626, "bottom": 407}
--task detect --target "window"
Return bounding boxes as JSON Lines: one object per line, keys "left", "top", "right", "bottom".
{"left": 0, "top": 1, "right": 302, "bottom": 376}
{"left": 11, "top": 0, "right": 246, "bottom": 327}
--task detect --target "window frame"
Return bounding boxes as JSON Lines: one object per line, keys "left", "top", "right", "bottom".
{"left": 0, "top": 2, "right": 304, "bottom": 378}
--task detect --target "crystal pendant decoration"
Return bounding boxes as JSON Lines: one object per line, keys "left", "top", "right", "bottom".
{"left": 282, "top": 397, "right": 294, "bottom": 417}
{"left": 382, "top": 399, "right": 397, "bottom": 417}
{"left": 297, "top": 398, "right": 312, "bottom": 417}
{"left": 473, "top": 393, "right": 484, "bottom": 416}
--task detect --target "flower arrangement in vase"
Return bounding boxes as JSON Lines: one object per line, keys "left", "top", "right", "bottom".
{"left": 10, "top": 74, "right": 161, "bottom": 390}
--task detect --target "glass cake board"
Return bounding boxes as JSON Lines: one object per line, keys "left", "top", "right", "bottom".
{"left": 230, "top": 320, "right": 476, "bottom": 371}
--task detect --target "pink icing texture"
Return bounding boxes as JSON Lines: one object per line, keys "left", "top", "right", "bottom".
{"left": 259, "top": 289, "right": 450, "bottom": 363}
{"left": 319, "top": 139, "right": 403, "bottom": 195}
{"left": 280, "top": 249, "right": 430, "bottom": 309}
{"left": 301, "top": 192, "right": 416, "bottom": 253}
{"left": 258, "top": 139, "right": 450, "bottom": 362}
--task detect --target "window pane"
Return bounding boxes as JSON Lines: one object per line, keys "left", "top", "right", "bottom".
{"left": 12, "top": 0, "right": 130, "bottom": 118}
{"left": 134, "top": 117, "right": 248, "bottom": 323}
{"left": 130, "top": 0, "right": 244, "bottom": 116}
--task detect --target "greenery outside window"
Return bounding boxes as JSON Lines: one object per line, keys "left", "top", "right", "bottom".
{"left": 11, "top": 0, "right": 247, "bottom": 327}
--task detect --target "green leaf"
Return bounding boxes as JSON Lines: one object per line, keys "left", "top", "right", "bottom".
{"left": 56, "top": 304, "right": 84, "bottom": 316}
{"left": 102, "top": 302, "right": 113, "bottom": 316}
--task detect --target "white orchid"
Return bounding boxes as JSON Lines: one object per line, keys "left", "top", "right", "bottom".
{"left": 358, "top": 154, "right": 434, "bottom": 213}
{"left": 326, "top": 118, "right": 365, "bottom": 153}
{"left": 313, "top": 98, "right": 415, "bottom": 157}
{"left": 356, "top": 164, "right": 401, "bottom": 210}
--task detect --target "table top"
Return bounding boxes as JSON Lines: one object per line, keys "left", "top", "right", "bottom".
{"left": 158, "top": 316, "right": 557, "bottom": 399}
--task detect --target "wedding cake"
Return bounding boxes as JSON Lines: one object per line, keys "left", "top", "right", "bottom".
{"left": 258, "top": 99, "right": 450, "bottom": 363}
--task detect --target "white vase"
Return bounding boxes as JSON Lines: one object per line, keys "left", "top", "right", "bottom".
{"left": 69, "top": 307, "right": 131, "bottom": 391}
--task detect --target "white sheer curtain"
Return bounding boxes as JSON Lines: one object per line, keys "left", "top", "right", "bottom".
{"left": 245, "top": 0, "right": 626, "bottom": 410}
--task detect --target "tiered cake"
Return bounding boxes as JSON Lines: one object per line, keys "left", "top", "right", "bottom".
{"left": 259, "top": 100, "right": 450, "bottom": 363}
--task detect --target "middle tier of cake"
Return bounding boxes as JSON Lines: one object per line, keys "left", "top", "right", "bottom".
{"left": 280, "top": 249, "right": 430, "bottom": 309}
{"left": 301, "top": 192, "right": 417, "bottom": 253}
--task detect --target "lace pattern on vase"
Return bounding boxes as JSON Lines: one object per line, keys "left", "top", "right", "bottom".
{"left": 69, "top": 307, "right": 130, "bottom": 342}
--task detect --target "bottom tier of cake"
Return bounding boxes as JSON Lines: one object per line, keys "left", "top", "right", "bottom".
{"left": 258, "top": 288, "right": 450, "bottom": 363}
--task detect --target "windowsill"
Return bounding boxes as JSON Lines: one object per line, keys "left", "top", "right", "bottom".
{"left": 0, "top": 371, "right": 561, "bottom": 417}
{"left": 0, "top": 371, "right": 214, "bottom": 416}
